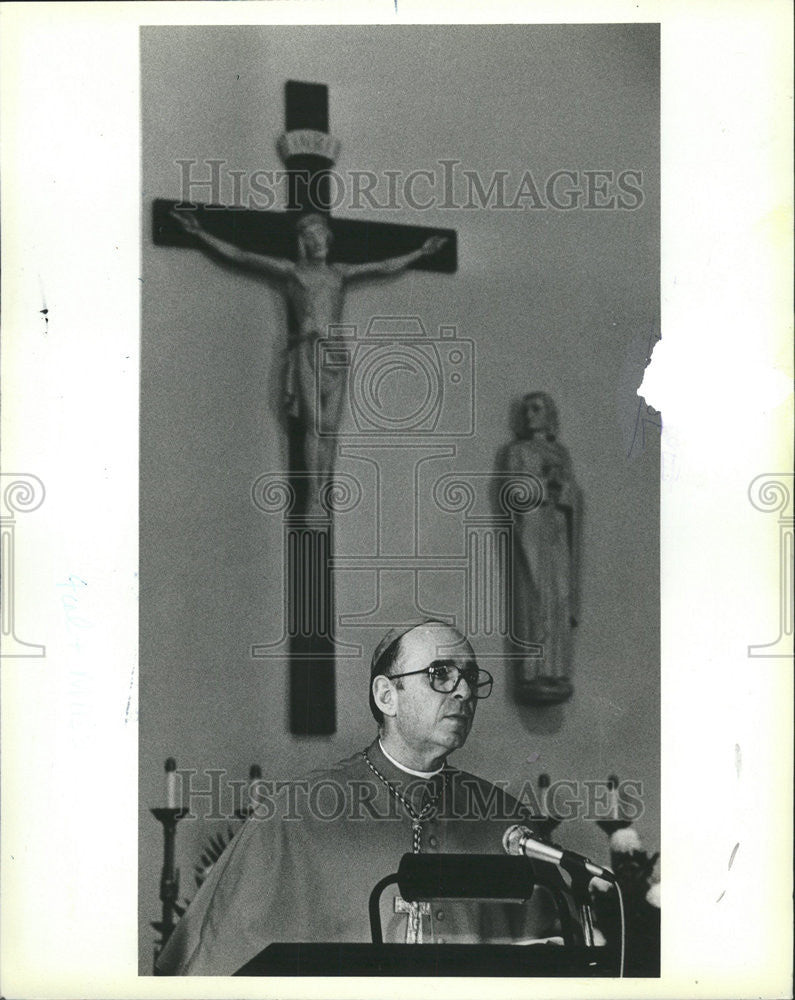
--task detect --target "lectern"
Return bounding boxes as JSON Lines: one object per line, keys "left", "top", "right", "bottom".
{"left": 235, "top": 943, "right": 615, "bottom": 976}
{"left": 234, "top": 853, "right": 618, "bottom": 977}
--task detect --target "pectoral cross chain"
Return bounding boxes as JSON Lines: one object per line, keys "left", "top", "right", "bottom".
{"left": 361, "top": 751, "right": 448, "bottom": 943}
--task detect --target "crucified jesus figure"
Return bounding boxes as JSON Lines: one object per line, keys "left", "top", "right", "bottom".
{"left": 171, "top": 209, "right": 447, "bottom": 512}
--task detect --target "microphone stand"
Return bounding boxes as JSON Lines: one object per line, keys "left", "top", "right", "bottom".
{"left": 555, "top": 855, "right": 606, "bottom": 947}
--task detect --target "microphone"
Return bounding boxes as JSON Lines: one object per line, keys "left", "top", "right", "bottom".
{"left": 503, "top": 824, "right": 616, "bottom": 883}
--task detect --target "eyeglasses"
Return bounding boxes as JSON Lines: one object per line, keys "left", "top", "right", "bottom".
{"left": 386, "top": 660, "right": 494, "bottom": 699}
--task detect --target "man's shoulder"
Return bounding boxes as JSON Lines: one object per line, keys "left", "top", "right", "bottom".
{"left": 303, "top": 746, "right": 369, "bottom": 784}
{"left": 445, "top": 766, "right": 534, "bottom": 823}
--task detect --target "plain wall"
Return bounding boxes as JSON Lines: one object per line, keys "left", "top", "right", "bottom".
{"left": 139, "top": 24, "right": 659, "bottom": 972}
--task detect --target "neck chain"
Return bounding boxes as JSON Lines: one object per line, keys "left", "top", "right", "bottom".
{"left": 362, "top": 749, "right": 445, "bottom": 853}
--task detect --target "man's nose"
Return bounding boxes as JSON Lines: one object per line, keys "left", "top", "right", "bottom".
{"left": 452, "top": 675, "right": 474, "bottom": 701}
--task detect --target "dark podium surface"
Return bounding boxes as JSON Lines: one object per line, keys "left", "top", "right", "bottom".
{"left": 234, "top": 943, "right": 617, "bottom": 977}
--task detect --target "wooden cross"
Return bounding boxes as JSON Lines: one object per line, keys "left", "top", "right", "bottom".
{"left": 153, "top": 81, "right": 457, "bottom": 736}
{"left": 394, "top": 896, "right": 432, "bottom": 944}
{"left": 153, "top": 81, "right": 457, "bottom": 272}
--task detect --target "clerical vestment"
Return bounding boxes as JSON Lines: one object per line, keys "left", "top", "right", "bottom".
{"left": 157, "top": 739, "right": 550, "bottom": 975}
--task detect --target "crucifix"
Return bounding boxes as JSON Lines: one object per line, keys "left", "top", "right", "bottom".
{"left": 154, "top": 80, "right": 457, "bottom": 735}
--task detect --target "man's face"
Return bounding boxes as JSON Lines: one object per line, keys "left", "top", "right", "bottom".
{"left": 389, "top": 625, "right": 478, "bottom": 759}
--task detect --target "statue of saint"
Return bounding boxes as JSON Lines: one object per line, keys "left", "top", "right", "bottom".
{"left": 171, "top": 209, "right": 446, "bottom": 510}
{"left": 502, "top": 392, "right": 582, "bottom": 704}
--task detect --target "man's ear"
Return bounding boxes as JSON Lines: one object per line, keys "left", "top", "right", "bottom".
{"left": 372, "top": 675, "right": 398, "bottom": 720}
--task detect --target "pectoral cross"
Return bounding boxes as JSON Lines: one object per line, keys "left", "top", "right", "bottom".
{"left": 394, "top": 896, "right": 432, "bottom": 944}
{"left": 154, "top": 80, "right": 457, "bottom": 737}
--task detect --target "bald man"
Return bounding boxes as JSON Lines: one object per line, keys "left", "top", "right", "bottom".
{"left": 157, "top": 622, "right": 555, "bottom": 975}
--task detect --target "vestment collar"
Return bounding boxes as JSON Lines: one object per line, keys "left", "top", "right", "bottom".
{"left": 378, "top": 739, "right": 444, "bottom": 779}
{"left": 365, "top": 737, "right": 448, "bottom": 799}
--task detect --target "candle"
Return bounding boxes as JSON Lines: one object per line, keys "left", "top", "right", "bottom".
{"left": 607, "top": 774, "right": 619, "bottom": 820}
{"left": 248, "top": 763, "right": 262, "bottom": 809}
{"left": 165, "top": 757, "right": 177, "bottom": 808}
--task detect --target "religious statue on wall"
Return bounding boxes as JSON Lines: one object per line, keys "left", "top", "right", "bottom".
{"left": 501, "top": 392, "right": 582, "bottom": 705}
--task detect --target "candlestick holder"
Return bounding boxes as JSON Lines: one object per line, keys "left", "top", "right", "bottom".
{"left": 151, "top": 807, "right": 188, "bottom": 973}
